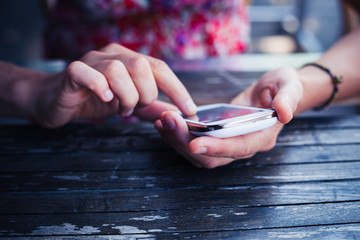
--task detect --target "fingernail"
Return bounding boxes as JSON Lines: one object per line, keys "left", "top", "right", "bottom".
{"left": 105, "top": 89, "right": 114, "bottom": 101}
{"left": 122, "top": 108, "right": 134, "bottom": 117}
{"left": 185, "top": 99, "right": 197, "bottom": 114}
{"left": 161, "top": 117, "right": 176, "bottom": 131}
{"left": 193, "top": 147, "right": 207, "bottom": 154}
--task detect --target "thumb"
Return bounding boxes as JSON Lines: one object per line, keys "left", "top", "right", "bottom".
{"left": 272, "top": 84, "right": 302, "bottom": 124}
{"left": 272, "top": 93, "right": 294, "bottom": 124}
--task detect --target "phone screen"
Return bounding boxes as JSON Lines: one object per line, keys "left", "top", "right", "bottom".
{"left": 185, "top": 106, "right": 263, "bottom": 124}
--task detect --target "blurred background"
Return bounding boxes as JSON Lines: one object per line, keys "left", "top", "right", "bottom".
{"left": 0, "top": 0, "right": 353, "bottom": 62}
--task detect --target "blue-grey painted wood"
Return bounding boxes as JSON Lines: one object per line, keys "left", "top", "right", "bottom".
{"left": 0, "top": 70, "right": 359, "bottom": 239}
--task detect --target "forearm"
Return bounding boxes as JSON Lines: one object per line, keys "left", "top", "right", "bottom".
{"left": 0, "top": 61, "right": 50, "bottom": 119}
{"left": 296, "top": 26, "right": 360, "bottom": 114}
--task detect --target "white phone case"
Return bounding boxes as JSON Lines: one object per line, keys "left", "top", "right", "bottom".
{"left": 184, "top": 103, "right": 277, "bottom": 138}
{"left": 189, "top": 116, "right": 277, "bottom": 138}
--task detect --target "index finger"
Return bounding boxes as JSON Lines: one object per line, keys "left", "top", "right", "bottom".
{"left": 145, "top": 56, "right": 197, "bottom": 116}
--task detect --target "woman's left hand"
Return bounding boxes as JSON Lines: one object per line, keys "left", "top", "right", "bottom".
{"left": 155, "top": 67, "right": 303, "bottom": 168}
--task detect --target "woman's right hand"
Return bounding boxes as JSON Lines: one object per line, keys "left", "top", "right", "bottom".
{"left": 30, "top": 43, "right": 196, "bottom": 128}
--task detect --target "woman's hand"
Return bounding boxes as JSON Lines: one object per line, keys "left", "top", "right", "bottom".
{"left": 155, "top": 67, "right": 304, "bottom": 168}
{"left": 31, "top": 43, "right": 196, "bottom": 128}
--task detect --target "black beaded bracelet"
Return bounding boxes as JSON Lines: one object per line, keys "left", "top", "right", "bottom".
{"left": 301, "top": 63, "right": 343, "bottom": 111}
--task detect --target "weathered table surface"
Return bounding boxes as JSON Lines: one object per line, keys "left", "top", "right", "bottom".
{"left": 1, "top": 69, "right": 360, "bottom": 239}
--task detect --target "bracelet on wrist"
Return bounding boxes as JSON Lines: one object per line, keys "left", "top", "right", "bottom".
{"left": 301, "top": 63, "right": 343, "bottom": 111}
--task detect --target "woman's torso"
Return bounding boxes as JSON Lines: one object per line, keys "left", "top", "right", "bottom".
{"left": 44, "top": 0, "right": 249, "bottom": 60}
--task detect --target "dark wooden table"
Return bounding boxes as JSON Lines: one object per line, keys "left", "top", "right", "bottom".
{"left": 1, "top": 66, "right": 360, "bottom": 239}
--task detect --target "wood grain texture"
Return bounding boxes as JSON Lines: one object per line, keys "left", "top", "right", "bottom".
{"left": 1, "top": 180, "right": 360, "bottom": 214}
{"left": 0, "top": 123, "right": 359, "bottom": 154}
{"left": 1, "top": 161, "right": 360, "bottom": 192}
{"left": 0, "top": 144, "right": 359, "bottom": 173}
{"left": 2, "top": 223, "right": 360, "bottom": 240}
{"left": 1, "top": 70, "right": 359, "bottom": 239}
{"left": 1, "top": 202, "right": 360, "bottom": 235}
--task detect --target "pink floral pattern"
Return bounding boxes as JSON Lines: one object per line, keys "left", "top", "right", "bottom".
{"left": 45, "top": 0, "right": 249, "bottom": 60}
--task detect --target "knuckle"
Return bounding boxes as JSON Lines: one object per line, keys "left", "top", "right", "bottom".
{"left": 66, "top": 61, "right": 88, "bottom": 87}
{"left": 234, "top": 143, "right": 252, "bottom": 159}
{"left": 66, "top": 61, "right": 81, "bottom": 77}
{"left": 151, "top": 58, "right": 169, "bottom": 72}
{"left": 129, "top": 56, "right": 149, "bottom": 70}
{"left": 127, "top": 56, "right": 151, "bottom": 77}
{"left": 103, "top": 60, "right": 125, "bottom": 74}
{"left": 108, "top": 43, "right": 120, "bottom": 49}
{"left": 81, "top": 50, "right": 100, "bottom": 62}
{"left": 102, "top": 43, "right": 122, "bottom": 53}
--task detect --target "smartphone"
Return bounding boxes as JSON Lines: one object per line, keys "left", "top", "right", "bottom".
{"left": 182, "top": 103, "right": 277, "bottom": 138}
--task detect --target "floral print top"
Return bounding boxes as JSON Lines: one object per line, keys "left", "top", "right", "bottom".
{"left": 44, "top": 0, "right": 249, "bottom": 60}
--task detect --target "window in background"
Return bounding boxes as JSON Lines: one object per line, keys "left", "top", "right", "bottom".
{"left": 248, "top": 0, "right": 344, "bottom": 54}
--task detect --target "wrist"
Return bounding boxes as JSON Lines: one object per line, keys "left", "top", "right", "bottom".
{"left": 301, "top": 63, "right": 342, "bottom": 111}
{"left": 0, "top": 62, "right": 50, "bottom": 120}
{"left": 16, "top": 70, "right": 54, "bottom": 123}
{"left": 17, "top": 72, "right": 52, "bottom": 122}
{"left": 295, "top": 65, "right": 336, "bottom": 114}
